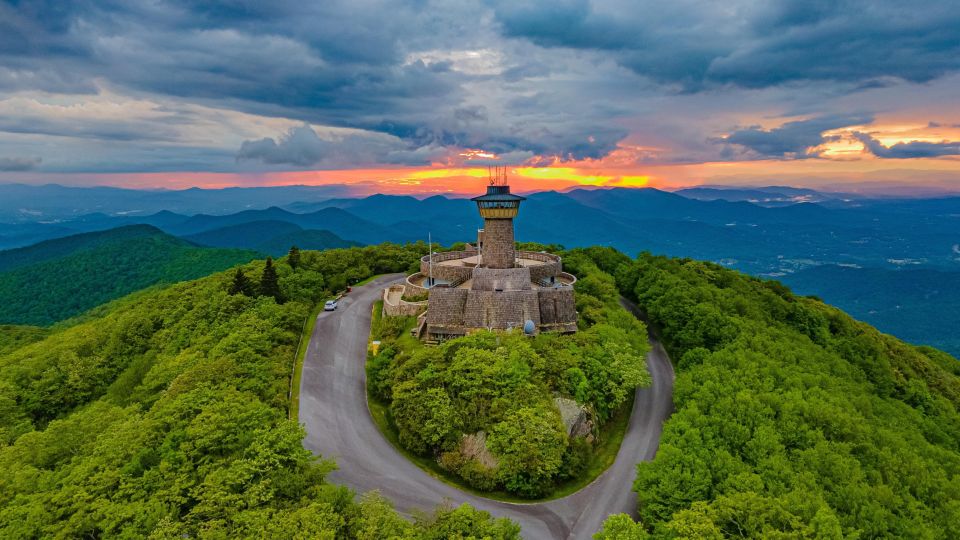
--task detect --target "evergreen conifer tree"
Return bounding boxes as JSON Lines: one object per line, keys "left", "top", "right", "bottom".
{"left": 228, "top": 268, "right": 255, "bottom": 296}
{"left": 259, "top": 257, "right": 284, "bottom": 303}
{"left": 287, "top": 245, "right": 301, "bottom": 270}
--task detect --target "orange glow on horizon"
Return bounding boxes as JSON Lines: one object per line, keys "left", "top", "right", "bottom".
{"left": 4, "top": 124, "right": 958, "bottom": 196}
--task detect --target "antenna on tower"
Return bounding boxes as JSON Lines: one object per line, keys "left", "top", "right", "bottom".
{"left": 488, "top": 165, "right": 508, "bottom": 187}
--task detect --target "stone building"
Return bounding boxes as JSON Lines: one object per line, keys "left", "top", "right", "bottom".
{"left": 391, "top": 172, "right": 578, "bottom": 340}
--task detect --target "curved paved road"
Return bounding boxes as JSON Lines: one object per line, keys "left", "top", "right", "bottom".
{"left": 300, "top": 275, "right": 674, "bottom": 539}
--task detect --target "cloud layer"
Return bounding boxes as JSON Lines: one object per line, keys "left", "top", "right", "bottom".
{"left": 0, "top": 0, "right": 958, "bottom": 177}
{"left": 721, "top": 114, "right": 873, "bottom": 159}
{"left": 0, "top": 157, "right": 41, "bottom": 172}
{"left": 855, "top": 133, "right": 960, "bottom": 159}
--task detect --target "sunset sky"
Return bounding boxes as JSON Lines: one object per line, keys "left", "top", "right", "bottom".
{"left": 1, "top": 1, "right": 959, "bottom": 196}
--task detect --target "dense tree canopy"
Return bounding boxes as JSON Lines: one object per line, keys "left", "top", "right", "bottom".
{"left": 0, "top": 228, "right": 258, "bottom": 326}
{"left": 0, "top": 244, "right": 518, "bottom": 538}
{"left": 370, "top": 250, "right": 652, "bottom": 497}
{"left": 596, "top": 252, "right": 960, "bottom": 539}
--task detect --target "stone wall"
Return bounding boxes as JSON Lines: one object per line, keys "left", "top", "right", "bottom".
{"left": 538, "top": 288, "right": 577, "bottom": 327}
{"left": 383, "top": 284, "right": 427, "bottom": 317}
{"left": 481, "top": 218, "right": 515, "bottom": 268}
{"left": 470, "top": 267, "right": 531, "bottom": 291}
{"left": 403, "top": 273, "right": 429, "bottom": 299}
{"left": 462, "top": 290, "right": 541, "bottom": 329}
{"left": 419, "top": 255, "right": 474, "bottom": 284}
{"left": 426, "top": 287, "right": 469, "bottom": 327}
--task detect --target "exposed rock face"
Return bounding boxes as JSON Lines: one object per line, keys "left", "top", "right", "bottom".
{"left": 554, "top": 397, "right": 594, "bottom": 440}
{"left": 459, "top": 431, "right": 499, "bottom": 469}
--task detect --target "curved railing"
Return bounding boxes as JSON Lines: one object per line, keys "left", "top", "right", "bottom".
{"left": 418, "top": 250, "right": 565, "bottom": 284}
{"left": 404, "top": 273, "right": 429, "bottom": 298}
{"left": 517, "top": 251, "right": 562, "bottom": 264}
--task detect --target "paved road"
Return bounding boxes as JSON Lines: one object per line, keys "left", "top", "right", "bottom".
{"left": 300, "top": 275, "right": 675, "bottom": 539}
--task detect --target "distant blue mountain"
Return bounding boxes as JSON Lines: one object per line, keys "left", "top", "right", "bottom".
{"left": 781, "top": 265, "right": 960, "bottom": 358}
{"left": 183, "top": 220, "right": 359, "bottom": 256}
{"left": 1, "top": 183, "right": 958, "bottom": 355}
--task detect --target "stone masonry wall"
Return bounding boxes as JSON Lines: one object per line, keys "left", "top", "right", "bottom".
{"left": 420, "top": 257, "right": 473, "bottom": 284}
{"left": 528, "top": 259, "right": 562, "bottom": 283}
{"left": 426, "top": 287, "right": 469, "bottom": 326}
{"left": 403, "top": 273, "right": 429, "bottom": 298}
{"left": 463, "top": 290, "right": 541, "bottom": 329}
{"left": 538, "top": 288, "right": 577, "bottom": 326}
{"left": 382, "top": 285, "right": 427, "bottom": 317}
{"left": 481, "top": 218, "right": 515, "bottom": 269}
{"left": 471, "top": 267, "right": 531, "bottom": 291}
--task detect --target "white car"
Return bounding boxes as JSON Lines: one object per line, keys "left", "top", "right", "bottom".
{"left": 324, "top": 300, "right": 339, "bottom": 311}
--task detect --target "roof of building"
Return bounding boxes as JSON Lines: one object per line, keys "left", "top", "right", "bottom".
{"left": 471, "top": 184, "right": 526, "bottom": 202}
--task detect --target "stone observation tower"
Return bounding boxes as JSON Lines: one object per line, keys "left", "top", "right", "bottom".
{"left": 473, "top": 166, "right": 524, "bottom": 269}
{"left": 382, "top": 167, "right": 578, "bottom": 341}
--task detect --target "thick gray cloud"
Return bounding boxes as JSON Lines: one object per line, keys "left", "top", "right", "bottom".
{"left": 1, "top": 0, "right": 959, "bottom": 173}
{"left": 855, "top": 133, "right": 960, "bottom": 159}
{"left": 0, "top": 157, "right": 41, "bottom": 171}
{"left": 721, "top": 114, "right": 872, "bottom": 158}
{"left": 489, "top": 0, "right": 960, "bottom": 90}
{"left": 237, "top": 124, "right": 447, "bottom": 167}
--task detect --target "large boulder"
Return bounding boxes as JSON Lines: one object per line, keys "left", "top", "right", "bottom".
{"left": 554, "top": 397, "right": 594, "bottom": 440}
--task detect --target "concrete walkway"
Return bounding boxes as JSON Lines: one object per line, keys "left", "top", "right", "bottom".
{"left": 299, "top": 274, "right": 675, "bottom": 539}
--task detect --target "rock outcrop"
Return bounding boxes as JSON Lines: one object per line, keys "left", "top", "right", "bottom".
{"left": 554, "top": 397, "right": 594, "bottom": 441}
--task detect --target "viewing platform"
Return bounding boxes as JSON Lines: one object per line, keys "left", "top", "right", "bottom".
{"left": 416, "top": 250, "right": 573, "bottom": 291}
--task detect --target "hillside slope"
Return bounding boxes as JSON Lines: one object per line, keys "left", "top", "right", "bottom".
{"left": 0, "top": 226, "right": 259, "bottom": 325}
{"left": 781, "top": 265, "right": 960, "bottom": 357}
{"left": 0, "top": 245, "right": 518, "bottom": 538}
{"left": 598, "top": 249, "right": 960, "bottom": 538}
{"left": 0, "top": 224, "right": 171, "bottom": 273}
{"left": 183, "top": 220, "right": 360, "bottom": 256}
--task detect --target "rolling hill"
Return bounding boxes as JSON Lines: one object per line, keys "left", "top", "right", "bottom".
{"left": 183, "top": 220, "right": 360, "bottom": 256}
{"left": 1, "top": 185, "right": 957, "bottom": 356}
{"left": 165, "top": 206, "right": 395, "bottom": 245}
{"left": 0, "top": 225, "right": 258, "bottom": 326}
{"left": 0, "top": 244, "right": 514, "bottom": 538}
{"left": 605, "top": 249, "right": 960, "bottom": 537}
{"left": 0, "top": 224, "right": 181, "bottom": 273}
{"left": 781, "top": 265, "right": 960, "bottom": 357}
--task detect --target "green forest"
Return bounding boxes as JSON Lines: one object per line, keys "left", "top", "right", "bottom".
{"left": 588, "top": 248, "right": 960, "bottom": 539}
{"left": 0, "top": 226, "right": 259, "bottom": 326}
{"left": 368, "top": 250, "right": 651, "bottom": 498}
{"left": 0, "top": 244, "right": 520, "bottom": 538}
{"left": 2, "top": 240, "right": 959, "bottom": 538}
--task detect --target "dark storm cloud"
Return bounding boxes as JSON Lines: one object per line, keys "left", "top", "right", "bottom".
{"left": 721, "top": 114, "right": 872, "bottom": 158}
{"left": 237, "top": 124, "right": 447, "bottom": 167}
{"left": 0, "top": 0, "right": 626, "bottom": 161}
{"left": 489, "top": 0, "right": 960, "bottom": 90}
{"left": 3, "top": 0, "right": 960, "bottom": 171}
{"left": 854, "top": 133, "right": 960, "bottom": 159}
{"left": 0, "top": 157, "right": 41, "bottom": 171}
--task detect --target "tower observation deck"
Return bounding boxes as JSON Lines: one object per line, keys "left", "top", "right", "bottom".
{"left": 472, "top": 178, "right": 525, "bottom": 268}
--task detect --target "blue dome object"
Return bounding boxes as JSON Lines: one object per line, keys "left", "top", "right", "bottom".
{"left": 523, "top": 319, "right": 536, "bottom": 335}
